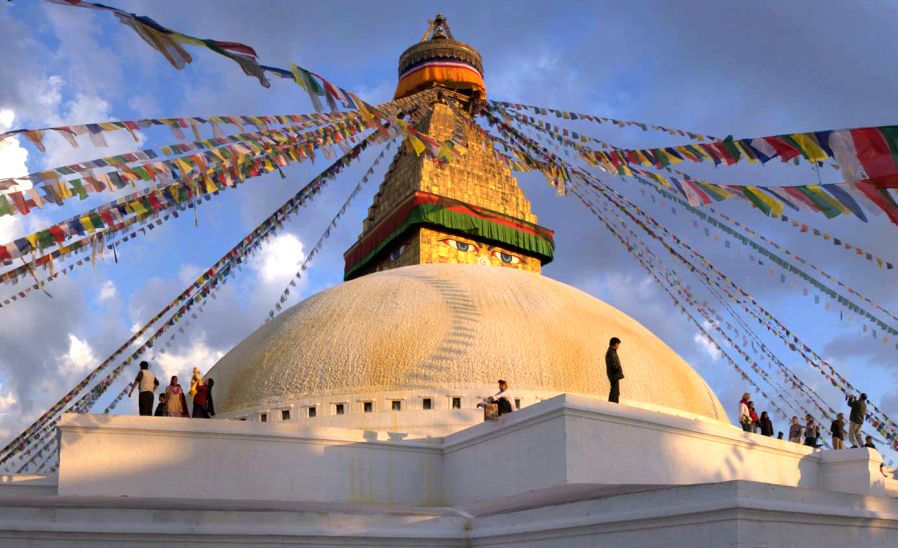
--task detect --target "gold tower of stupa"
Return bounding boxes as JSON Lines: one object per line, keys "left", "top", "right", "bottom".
{"left": 343, "top": 15, "right": 555, "bottom": 280}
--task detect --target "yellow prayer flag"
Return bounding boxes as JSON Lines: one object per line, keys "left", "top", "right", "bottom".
{"left": 748, "top": 186, "right": 783, "bottom": 217}
{"left": 175, "top": 158, "right": 193, "bottom": 175}
{"left": 130, "top": 200, "right": 148, "bottom": 216}
{"left": 692, "top": 146, "right": 715, "bottom": 162}
{"left": 791, "top": 133, "right": 829, "bottom": 162}
{"left": 657, "top": 149, "right": 682, "bottom": 165}
{"left": 652, "top": 173, "right": 671, "bottom": 187}
{"left": 734, "top": 141, "right": 758, "bottom": 164}
{"left": 57, "top": 182, "right": 74, "bottom": 199}
{"left": 409, "top": 136, "right": 426, "bottom": 156}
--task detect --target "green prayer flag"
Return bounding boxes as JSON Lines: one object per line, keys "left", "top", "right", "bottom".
{"left": 70, "top": 179, "right": 89, "bottom": 200}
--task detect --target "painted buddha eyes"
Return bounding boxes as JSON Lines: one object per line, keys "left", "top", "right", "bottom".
{"left": 388, "top": 244, "right": 407, "bottom": 261}
{"left": 493, "top": 251, "right": 521, "bottom": 264}
{"left": 440, "top": 238, "right": 524, "bottom": 265}
{"left": 441, "top": 238, "right": 477, "bottom": 252}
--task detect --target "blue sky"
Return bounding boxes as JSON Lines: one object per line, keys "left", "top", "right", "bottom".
{"left": 2, "top": 0, "right": 898, "bottom": 461}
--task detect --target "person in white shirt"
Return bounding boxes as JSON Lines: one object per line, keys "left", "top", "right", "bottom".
{"left": 738, "top": 393, "right": 751, "bottom": 432}
{"left": 128, "top": 361, "right": 160, "bottom": 416}
{"left": 480, "top": 380, "right": 514, "bottom": 416}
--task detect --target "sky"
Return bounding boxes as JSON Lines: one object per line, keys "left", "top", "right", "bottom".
{"left": 2, "top": 0, "right": 898, "bottom": 461}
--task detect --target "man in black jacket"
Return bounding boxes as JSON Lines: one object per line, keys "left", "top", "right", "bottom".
{"left": 606, "top": 337, "right": 624, "bottom": 403}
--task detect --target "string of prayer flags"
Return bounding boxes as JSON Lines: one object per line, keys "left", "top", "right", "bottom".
{"left": 0, "top": 118, "right": 369, "bottom": 269}
{"left": 495, "top": 103, "right": 898, "bottom": 228}
{"left": 579, "top": 123, "right": 898, "bottom": 188}
{"left": 0, "top": 89, "right": 444, "bottom": 220}
{"left": 489, "top": 100, "right": 717, "bottom": 141}
{"left": 633, "top": 174, "right": 898, "bottom": 336}
{"left": 0, "top": 113, "right": 368, "bottom": 211}
{"left": 0, "top": 109, "right": 358, "bottom": 155}
{"left": 46, "top": 0, "right": 371, "bottom": 116}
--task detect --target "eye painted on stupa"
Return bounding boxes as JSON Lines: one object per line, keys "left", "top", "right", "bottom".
{"left": 492, "top": 250, "right": 522, "bottom": 264}
{"left": 440, "top": 238, "right": 477, "bottom": 253}
{"left": 388, "top": 244, "right": 407, "bottom": 261}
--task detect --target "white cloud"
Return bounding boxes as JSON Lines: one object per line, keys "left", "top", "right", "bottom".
{"left": 97, "top": 280, "right": 117, "bottom": 303}
{"left": 0, "top": 108, "right": 29, "bottom": 183}
{"left": 251, "top": 233, "right": 305, "bottom": 284}
{"left": 0, "top": 385, "right": 17, "bottom": 414}
{"left": 156, "top": 340, "right": 226, "bottom": 382}
{"left": 178, "top": 264, "right": 203, "bottom": 285}
{"left": 693, "top": 322, "right": 722, "bottom": 362}
{"left": 353, "top": 80, "right": 393, "bottom": 105}
{"left": 56, "top": 334, "right": 97, "bottom": 374}
{"left": 0, "top": 216, "right": 21, "bottom": 245}
{"left": 41, "top": 92, "right": 145, "bottom": 171}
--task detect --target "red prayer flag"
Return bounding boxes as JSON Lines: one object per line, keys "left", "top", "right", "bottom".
{"left": 48, "top": 225, "right": 65, "bottom": 244}
{"left": 764, "top": 137, "right": 801, "bottom": 162}
{"left": 9, "top": 192, "right": 29, "bottom": 215}
{"left": 851, "top": 128, "right": 898, "bottom": 179}
{"left": 856, "top": 179, "right": 898, "bottom": 225}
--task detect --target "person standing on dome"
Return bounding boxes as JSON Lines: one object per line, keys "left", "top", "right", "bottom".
{"left": 605, "top": 337, "right": 624, "bottom": 403}
{"left": 127, "top": 361, "right": 159, "bottom": 416}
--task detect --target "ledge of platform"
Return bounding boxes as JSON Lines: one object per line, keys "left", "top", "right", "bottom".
{"left": 56, "top": 394, "right": 887, "bottom": 506}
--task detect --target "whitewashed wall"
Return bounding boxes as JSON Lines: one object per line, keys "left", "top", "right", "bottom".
{"left": 57, "top": 394, "right": 886, "bottom": 507}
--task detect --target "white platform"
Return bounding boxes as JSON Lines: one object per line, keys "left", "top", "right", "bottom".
{"left": 0, "top": 394, "right": 896, "bottom": 546}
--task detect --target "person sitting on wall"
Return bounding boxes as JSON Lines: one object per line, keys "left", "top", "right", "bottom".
{"left": 863, "top": 435, "right": 890, "bottom": 478}
{"left": 154, "top": 393, "right": 166, "bottom": 417}
{"left": 478, "top": 379, "right": 514, "bottom": 417}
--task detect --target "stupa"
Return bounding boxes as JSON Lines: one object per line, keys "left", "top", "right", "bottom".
{"left": 0, "top": 15, "right": 895, "bottom": 547}
{"left": 204, "top": 14, "right": 726, "bottom": 429}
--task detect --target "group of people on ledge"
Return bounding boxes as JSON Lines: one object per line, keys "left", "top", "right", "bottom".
{"left": 127, "top": 361, "right": 215, "bottom": 418}
{"left": 740, "top": 392, "right": 878, "bottom": 451}
{"left": 122, "top": 339, "right": 884, "bottom": 454}
{"left": 604, "top": 337, "right": 882, "bottom": 456}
